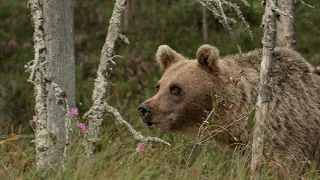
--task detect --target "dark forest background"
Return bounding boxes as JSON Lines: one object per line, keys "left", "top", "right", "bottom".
{"left": 1, "top": 0, "right": 320, "bottom": 134}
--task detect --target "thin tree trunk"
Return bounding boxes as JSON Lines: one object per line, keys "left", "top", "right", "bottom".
{"left": 84, "top": 0, "right": 170, "bottom": 156}
{"left": 276, "top": 0, "right": 296, "bottom": 49}
{"left": 202, "top": 6, "right": 208, "bottom": 42}
{"left": 84, "top": 0, "right": 128, "bottom": 156}
{"left": 250, "top": 0, "right": 276, "bottom": 179}
{"left": 28, "top": 0, "right": 52, "bottom": 169}
{"left": 43, "top": 0, "right": 75, "bottom": 166}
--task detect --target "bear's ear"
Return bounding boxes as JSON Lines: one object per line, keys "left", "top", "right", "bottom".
{"left": 156, "top": 45, "right": 184, "bottom": 69}
{"left": 196, "top": 44, "right": 220, "bottom": 73}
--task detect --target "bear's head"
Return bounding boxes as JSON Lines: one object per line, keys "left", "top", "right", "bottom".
{"left": 138, "top": 44, "right": 222, "bottom": 131}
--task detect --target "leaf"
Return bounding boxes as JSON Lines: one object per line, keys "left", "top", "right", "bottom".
{"left": 125, "top": 91, "right": 131, "bottom": 98}
{"left": 247, "top": 109, "right": 255, "bottom": 129}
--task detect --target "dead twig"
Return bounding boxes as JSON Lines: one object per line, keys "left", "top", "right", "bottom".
{"left": 105, "top": 104, "right": 171, "bottom": 146}
{"left": 299, "top": 0, "right": 315, "bottom": 8}
{"left": 187, "top": 108, "right": 254, "bottom": 165}
{"left": 0, "top": 135, "right": 35, "bottom": 145}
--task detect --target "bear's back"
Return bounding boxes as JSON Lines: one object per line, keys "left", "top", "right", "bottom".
{"left": 224, "top": 48, "right": 313, "bottom": 75}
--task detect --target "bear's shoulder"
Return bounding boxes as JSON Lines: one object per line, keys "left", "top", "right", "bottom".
{"left": 221, "top": 48, "right": 313, "bottom": 74}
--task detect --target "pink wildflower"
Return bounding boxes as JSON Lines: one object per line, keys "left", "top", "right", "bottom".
{"left": 8, "top": 39, "right": 18, "bottom": 47}
{"left": 136, "top": 142, "right": 147, "bottom": 152}
{"left": 30, "top": 115, "right": 37, "bottom": 132}
{"left": 70, "top": 108, "right": 79, "bottom": 118}
{"left": 76, "top": 121, "right": 87, "bottom": 133}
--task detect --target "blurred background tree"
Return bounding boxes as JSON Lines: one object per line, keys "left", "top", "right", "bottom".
{"left": 0, "top": 0, "right": 320, "bottom": 134}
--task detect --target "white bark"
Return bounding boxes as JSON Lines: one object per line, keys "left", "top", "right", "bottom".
{"left": 84, "top": 0, "right": 129, "bottom": 155}
{"left": 28, "top": 0, "right": 52, "bottom": 169}
{"left": 105, "top": 104, "right": 171, "bottom": 146}
{"left": 250, "top": 0, "right": 276, "bottom": 179}
{"left": 84, "top": 0, "right": 170, "bottom": 156}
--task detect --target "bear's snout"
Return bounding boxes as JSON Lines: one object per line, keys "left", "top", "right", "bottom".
{"left": 138, "top": 104, "right": 151, "bottom": 124}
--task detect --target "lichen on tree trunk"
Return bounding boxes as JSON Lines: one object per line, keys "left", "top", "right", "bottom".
{"left": 84, "top": 0, "right": 129, "bottom": 156}
{"left": 28, "top": 0, "right": 75, "bottom": 168}
{"left": 84, "top": 0, "right": 170, "bottom": 156}
{"left": 250, "top": 0, "right": 276, "bottom": 179}
{"left": 28, "top": 0, "right": 52, "bottom": 169}
{"left": 43, "top": 0, "right": 75, "bottom": 166}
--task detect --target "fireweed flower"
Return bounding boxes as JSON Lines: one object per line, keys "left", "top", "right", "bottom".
{"left": 70, "top": 108, "right": 79, "bottom": 118}
{"left": 136, "top": 142, "right": 147, "bottom": 152}
{"left": 76, "top": 121, "right": 87, "bottom": 133}
{"left": 30, "top": 115, "right": 37, "bottom": 132}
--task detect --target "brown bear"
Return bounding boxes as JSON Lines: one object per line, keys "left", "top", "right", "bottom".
{"left": 138, "top": 44, "right": 320, "bottom": 173}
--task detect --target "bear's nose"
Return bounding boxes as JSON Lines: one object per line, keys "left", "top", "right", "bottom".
{"left": 138, "top": 104, "right": 150, "bottom": 119}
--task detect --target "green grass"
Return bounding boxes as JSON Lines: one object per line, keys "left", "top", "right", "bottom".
{"left": 1, "top": 120, "right": 320, "bottom": 180}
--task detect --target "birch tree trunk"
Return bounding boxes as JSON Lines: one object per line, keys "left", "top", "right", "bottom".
{"left": 43, "top": 0, "right": 75, "bottom": 166}
{"left": 250, "top": 0, "right": 276, "bottom": 179}
{"left": 276, "top": 0, "right": 296, "bottom": 49}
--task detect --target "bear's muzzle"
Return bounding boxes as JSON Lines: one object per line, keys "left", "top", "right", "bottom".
{"left": 138, "top": 104, "right": 154, "bottom": 127}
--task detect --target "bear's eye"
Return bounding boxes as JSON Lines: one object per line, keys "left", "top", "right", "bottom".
{"left": 170, "top": 85, "right": 181, "bottom": 95}
{"left": 155, "top": 84, "right": 160, "bottom": 91}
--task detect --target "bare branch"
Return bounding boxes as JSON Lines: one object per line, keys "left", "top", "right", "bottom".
{"left": 221, "top": 0, "right": 253, "bottom": 40}
{"left": 118, "top": 34, "right": 130, "bottom": 45}
{"left": 217, "top": 0, "right": 242, "bottom": 53}
{"left": 298, "top": 0, "right": 315, "bottom": 8}
{"left": 197, "top": 0, "right": 253, "bottom": 53}
{"left": 240, "top": 0, "right": 250, "bottom": 7}
{"left": 105, "top": 104, "right": 171, "bottom": 146}
{"left": 0, "top": 135, "right": 35, "bottom": 145}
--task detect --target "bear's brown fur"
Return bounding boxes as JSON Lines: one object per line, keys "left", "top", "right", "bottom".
{"left": 139, "top": 44, "right": 320, "bottom": 172}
